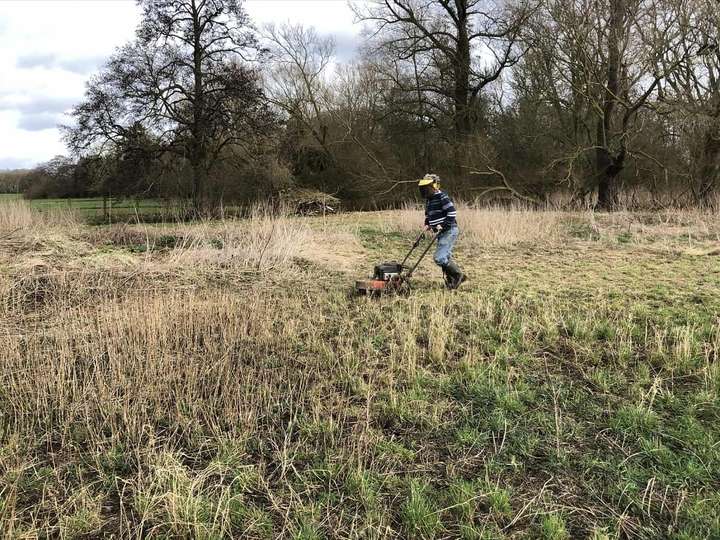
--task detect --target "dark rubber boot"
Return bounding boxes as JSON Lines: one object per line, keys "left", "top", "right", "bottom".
{"left": 445, "top": 261, "right": 466, "bottom": 289}
{"left": 441, "top": 265, "right": 453, "bottom": 288}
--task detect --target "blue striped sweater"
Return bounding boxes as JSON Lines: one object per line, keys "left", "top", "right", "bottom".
{"left": 424, "top": 190, "right": 457, "bottom": 230}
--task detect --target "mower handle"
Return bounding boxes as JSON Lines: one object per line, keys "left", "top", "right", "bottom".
{"left": 399, "top": 230, "right": 428, "bottom": 269}
{"left": 404, "top": 232, "right": 439, "bottom": 278}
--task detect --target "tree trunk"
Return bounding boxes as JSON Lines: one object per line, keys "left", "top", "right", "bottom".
{"left": 191, "top": 159, "right": 207, "bottom": 213}
{"left": 453, "top": 1, "right": 471, "bottom": 138}
{"left": 412, "top": 54, "right": 430, "bottom": 171}
{"left": 595, "top": 144, "right": 626, "bottom": 211}
{"left": 595, "top": 0, "right": 624, "bottom": 211}
{"left": 191, "top": 0, "right": 206, "bottom": 213}
{"left": 596, "top": 152, "right": 619, "bottom": 210}
{"left": 697, "top": 116, "right": 720, "bottom": 206}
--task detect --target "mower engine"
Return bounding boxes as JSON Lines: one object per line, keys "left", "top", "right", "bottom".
{"left": 355, "top": 261, "right": 406, "bottom": 296}
{"left": 373, "top": 261, "right": 402, "bottom": 281}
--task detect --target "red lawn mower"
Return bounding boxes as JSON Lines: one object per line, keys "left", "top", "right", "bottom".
{"left": 354, "top": 231, "right": 438, "bottom": 296}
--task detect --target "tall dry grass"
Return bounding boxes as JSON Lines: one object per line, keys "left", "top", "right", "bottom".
{"left": 386, "top": 202, "right": 563, "bottom": 246}
{"left": 0, "top": 200, "right": 85, "bottom": 267}
{"left": 0, "top": 201, "right": 88, "bottom": 318}
{"left": 0, "top": 203, "right": 363, "bottom": 322}
{"left": 168, "top": 214, "right": 315, "bottom": 270}
{"left": 80, "top": 204, "right": 364, "bottom": 274}
{"left": 1, "top": 281, "right": 430, "bottom": 537}
{"left": 0, "top": 199, "right": 79, "bottom": 234}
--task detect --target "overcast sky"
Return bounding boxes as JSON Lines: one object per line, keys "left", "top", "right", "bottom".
{"left": 0, "top": 0, "right": 361, "bottom": 170}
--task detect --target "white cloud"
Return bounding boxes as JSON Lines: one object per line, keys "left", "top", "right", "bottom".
{"left": 16, "top": 53, "right": 55, "bottom": 70}
{"left": 246, "top": 0, "right": 357, "bottom": 33}
{"left": 0, "top": 95, "right": 77, "bottom": 114}
{"left": 0, "top": 0, "right": 140, "bottom": 168}
{"left": 17, "top": 52, "right": 107, "bottom": 75}
{"left": 246, "top": 0, "right": 364, "bottom": 61}
{"left": 0, "top": 0, "right": 361, "bottom": 170}
{"left": 18, "top": 113, "right": 62, "bottom": 132}
{"left": 0, "top": 111, "right": 66, "bottom": 167}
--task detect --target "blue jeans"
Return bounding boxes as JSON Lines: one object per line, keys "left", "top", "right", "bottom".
{"left": 433, "top": 226, "right": 459, "bottom": 266}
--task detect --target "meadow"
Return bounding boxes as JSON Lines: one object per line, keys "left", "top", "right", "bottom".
{"left": 1, "top": 200, "right": 719, "bottom": 539}
{"left": 0, "top": 194, "right": 169, "bottom": 222}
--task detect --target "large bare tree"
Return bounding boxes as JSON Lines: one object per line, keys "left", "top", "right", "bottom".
{"left": 354, "top": 0, "right": 537, "bottom": 139}
{"left": 264, "top": 24, "right": 404, "bottom": 196}
{"left": 519, "top": 0, "right": 694, "bottom": 209}
{"left": 263, "top": 24, "right": 336, "bottom": 158}
{"left": 65, "top": 0, "right": 272, "bottom": 210}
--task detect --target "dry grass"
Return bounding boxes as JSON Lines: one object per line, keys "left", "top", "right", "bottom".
{"left": 83, "top": 205, "right": 366, "bottom": 273}
{"left": 1, "top": 201, "right": 720, "bottom": 538}
{"left": 167, "top": 214, "right": 316, "bottom": 270}
{"left": 0, "top": 201, "right": 85, "bottom": 262}
{"left": 378, "top": 203, "right": 563, "bottom": 247}
{"left": 588, "top": 209, "right": 720, "bottom": 239}
{"left": 0, "top": 199, "right": 80, "bottom": 234}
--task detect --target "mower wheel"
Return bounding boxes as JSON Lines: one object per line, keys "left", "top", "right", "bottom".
{"left": 387, "top": 276, "right": 411, "bottom": 296}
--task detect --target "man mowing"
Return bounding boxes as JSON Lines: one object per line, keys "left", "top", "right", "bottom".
{"left": 418, "top": 173, "right": 467, "bottom": 289}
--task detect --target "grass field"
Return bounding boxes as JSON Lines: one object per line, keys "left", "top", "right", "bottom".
{"left": 0, "top": 194, "right": 168, "bottom": 221}
{"left": 1, "top": 200, "right": 719, "bottom": 538}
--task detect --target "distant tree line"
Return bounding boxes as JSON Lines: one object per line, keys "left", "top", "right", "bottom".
{"left": 8, "top": 0, "right": 720, "bottom": 211}
{"left": 0, "top": 169, "right": 29, "bottom": 194}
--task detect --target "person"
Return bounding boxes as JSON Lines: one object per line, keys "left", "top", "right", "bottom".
{"left": 418, "top": 173, "right": 466, "bottom": 289}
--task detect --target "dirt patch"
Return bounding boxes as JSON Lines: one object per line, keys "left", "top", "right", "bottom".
{"left": 297, "top": 231, "right": 368, "bottom": 272}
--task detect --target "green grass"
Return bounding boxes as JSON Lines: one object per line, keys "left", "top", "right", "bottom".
{"left": 1, "top": 207, "right": 720, "bottom": 538}
{"left": 0, "top": 193, "right": 169, "bottom": 220}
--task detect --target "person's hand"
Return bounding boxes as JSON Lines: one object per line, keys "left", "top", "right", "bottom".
{"left": 423, "top": 224, "right": 431, "bottom": 232}
{"left": 436, "top": 224, "right": 443, "bottom": 233}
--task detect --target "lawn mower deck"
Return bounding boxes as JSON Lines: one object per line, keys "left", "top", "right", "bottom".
{"left": 355, "top": 262, "right": 409, "bottom": 296}
{"left": 354, "top": 233, "right": 437, "bottom": 296}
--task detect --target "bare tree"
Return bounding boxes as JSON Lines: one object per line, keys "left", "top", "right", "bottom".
{"left": 354, "top": 0, "right": 537, "bottom": 138}
{"left": 264, "top": 24, "right": 403, "bottom": 196}
{"left": 661, "top": 0, "right": 720, "bottom": 205}
{"left": 263, "top": 24, "right": 335, "bottom": 156}
{"left": 520, "top": 0, "right": 694, "bottom": 209}
{"left": 65, "top": 0, "right": 272, "bottom": 210}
